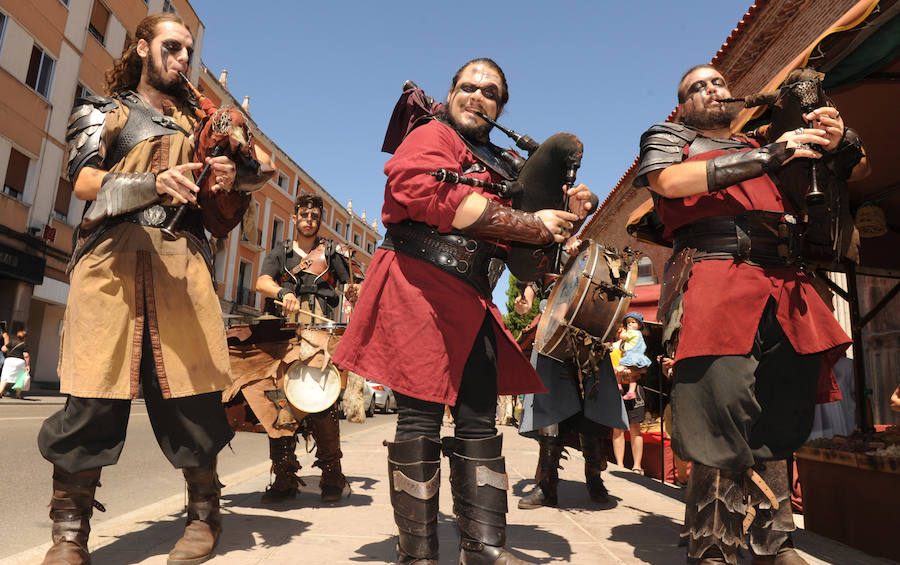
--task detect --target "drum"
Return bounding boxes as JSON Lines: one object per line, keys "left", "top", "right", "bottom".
{"left": 536, "top": 241, "right": 638, "bottom": 364}
{"left": 283, "top": 322, "right": 348, "bottom": 413}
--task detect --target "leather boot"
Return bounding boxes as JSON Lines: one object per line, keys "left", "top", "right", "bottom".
{"left": 308, "top": 405, "right": 348, "bottom": 502}
{"left": 386, "top": 436, "right": 442, "bottom": 565}
{"left": 168, "top": 461, "right": 221, "bottom": 565}
{"left": 517, "top": 435, "right": 562, "bottom": 509}
{"left": 580, "top": 430, "right": 609, "bottom": 503}
{"left": 443, "top": 435, "right": 532, "bottom": 564}
{"left": 683, "top": 463, "right": 746, "bottom": 565}
{"left": 748, "top": 460, "right": 808, "bottom": 565}
{"left": 41, "top": 466, "right": 104, "bottom": 565}
{"left": 261, "top": 435, "right": 303, "bottom": 503}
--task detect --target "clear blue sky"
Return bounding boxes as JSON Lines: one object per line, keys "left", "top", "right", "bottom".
{"left": 192, "top": 0, "right": 751, "bottom": 313}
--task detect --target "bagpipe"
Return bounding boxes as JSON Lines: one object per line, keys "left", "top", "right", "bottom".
{"left": 161, "top": 72, "right": 268, "bottom": 239}
{"left": 717, "top": 68, "right": 858, "bottom": 268}
{"left": 383, "top": 81, "right": 593, "bottom": 282}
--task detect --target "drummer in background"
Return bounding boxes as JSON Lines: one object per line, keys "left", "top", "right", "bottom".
{"left": 333, "top": 58, "right": 593, "bottom": 565}
{"left": 250, "top": 192, "right": 360, "bottom": 503}
{"left": 515, "top": 272, "right": 630, "bottom": 511}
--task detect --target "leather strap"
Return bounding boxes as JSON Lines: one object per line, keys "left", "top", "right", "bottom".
{"left": 381, "top": 221, "right": 504, "bottom": 297}
{"left": 672, "top": 212, "right": 801, "bottom": 266}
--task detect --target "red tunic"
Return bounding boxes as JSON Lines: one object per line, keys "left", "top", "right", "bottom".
{"left": 333, "top": 120, "right": 546, "bottom": 404}
{"left": 655, "top": 139, "right": 850, "bottom": 402}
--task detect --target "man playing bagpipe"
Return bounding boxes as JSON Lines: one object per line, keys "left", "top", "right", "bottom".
{"left": 635, "top": 64, "right": 867, "bottom": 565}
{"left": 37, "top": 13, "right": 270, "bottom": 565}
{"left": 227, "top": 193, "right": 360, "bottom": 504}
{"left": 334, "top": 58, "right": 594, "bottom": 565}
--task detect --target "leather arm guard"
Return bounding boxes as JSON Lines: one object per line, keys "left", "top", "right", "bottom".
{"left": 462, "top": 199, "right": 554, "bottom": 246}
{"left": 705, "top": 142, "right": 794, "bottom": 192}
{"left": 81, "top": 172, "right": 159, "bottom": 228}
{"left": 829, "top": 128, "right": 864, "bottom": 180}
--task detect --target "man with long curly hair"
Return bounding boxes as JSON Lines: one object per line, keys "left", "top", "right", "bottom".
{"left": 37, "top": 13, "right": 269, "bottom": 565}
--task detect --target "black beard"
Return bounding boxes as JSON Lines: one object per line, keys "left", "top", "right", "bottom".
{"left": 681, "top": 103, "right": 740, "bottom": 130}
{"left": 144, "top": 54, "right": 186, "bottom": 98}
{"left": 439, "top": 109, "right": 492, "bottom": 142}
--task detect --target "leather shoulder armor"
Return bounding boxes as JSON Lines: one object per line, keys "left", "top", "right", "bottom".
{"left": 66, "top": 95, "right": 118, "bottom": 182}
{"left": 686, "top": 136, "right": 748, "bottom": 158}
{"left": 103, "top": 92, "right": 190, "bottom": 169}
{"left": 634, "top": 122, "right": 698, "bottom": 188}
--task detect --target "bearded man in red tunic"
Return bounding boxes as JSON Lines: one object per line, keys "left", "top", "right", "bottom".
{"left": 635, "top": 65, "right": 867, "bottom": 565}
{"left": 334, "top": 58, "right": 594, "bottom": 564}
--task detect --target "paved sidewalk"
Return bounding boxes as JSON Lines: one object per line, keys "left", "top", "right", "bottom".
{"left": 5, "top": 420, "right": 895, "bottom": 564}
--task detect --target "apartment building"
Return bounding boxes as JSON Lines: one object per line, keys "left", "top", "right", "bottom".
{"left": 0, "top": 0, "right": 379, "bottom": 388}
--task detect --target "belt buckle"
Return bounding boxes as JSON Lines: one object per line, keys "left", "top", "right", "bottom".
{"left": 142, "top": 205, "right": 167, "bottom": 227}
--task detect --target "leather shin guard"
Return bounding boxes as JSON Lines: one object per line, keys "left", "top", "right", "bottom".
{"left": 684, "top": 463, "right": 746, "bottom": 565}
{"left": 308, "top": 405, "right": 347, "bottom": 501}
{"left": 747, "top": 460, "right": 800, "bottom": 561}
{"left": 443, "top": 435, "right": 530, "bottom": 565}
{"left": 580, "top": 431, "right": 609, "bottom": 503}
{"left": 518, "top": 435, "right": 562, "bottom": 509}
{"left": 386, "top": 436, "right": 442, "bottom": 564}
{"left": 168, "top": 460, "right": 221, "bottom": 564}
{"left": 42, "top": 466, "right": 103, "bottom": 565}
{"left": 261, "top": 435, "right": 302, "bottom": 502}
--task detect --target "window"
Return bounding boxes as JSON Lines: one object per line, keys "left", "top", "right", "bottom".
{"left": 25, "top": 45, "right": 55, "bottom": 98}
{"left": 271, "top": 217, "right": 284, "bottom": 250}
{"left": 334, "top": 221, "right": 342, "bottom": 236}
{"left": 353, "top": 234, "right": 361, "bottom": 246}
{"left": 3, "top": 148, "right": 30, "bottom": 200}
{"left": 53, "top": 177, "right": 73, "bottom": 222}
{"left": 277, "top": 172, "right": 288, "bottom": 191}
{"left": 72, "top": 84, "right": 93, "bottom": 108}
{"left": 366, "top": 242, "right": 374, "bottom": 254}
{"left": 636, "top": 256, "right": 656, "bottom": 285}
{"left": 162, "top": 0, "right": 177, "bottom": 14}
{"left": 236, "top": 261, "right": 254, "bottom": 306}
{"left": 59, "top": 0, "right": 70, "bottom": 6}
{"left": 88, "top": 0, "right": 109, "bottom": 45}
{"left": 0, "top": 11, "right": 7, "bottom": 53}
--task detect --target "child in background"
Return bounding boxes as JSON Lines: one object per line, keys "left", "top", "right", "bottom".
{"left": 611, "top": 312, "right": 651, "bottom": 400}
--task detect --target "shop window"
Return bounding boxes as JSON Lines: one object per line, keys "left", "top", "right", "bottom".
{"left": 53, "top": 177, "right": 73, "bottom": 222}
{"left": 26, "top": 45, "right": 56, "bottom": 98}
{"left": 3, "top": 148, "right": 30, "bottom": 200}
{"left": 88, "top": 0, "right": 109, "bottom": 45}
{"left": 636, "top": 256, "right": 656, "bottom": 285}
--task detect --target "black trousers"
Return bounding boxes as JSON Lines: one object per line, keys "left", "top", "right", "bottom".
{"left": 671, "top": 299, "right": 821, "bottom": 470}
{"left": 395, "top": 313, "right": 498, "bottom": 442}
{"left": 38, "top": 324, "right": 234, "bottom": 474}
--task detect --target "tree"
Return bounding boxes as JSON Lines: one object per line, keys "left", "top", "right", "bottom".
{"left": 503, "top": 274, "right": 539, "bottom": 339}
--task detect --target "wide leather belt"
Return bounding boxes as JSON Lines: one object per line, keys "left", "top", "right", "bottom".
{"left": 381, "top": 221, "right": 505, "bottom": 297}
{"left": 672, "top": 212, "right": 802, "bottom": 267}
{"left": 121, "top": 204, "right": 182, "bottom": 228}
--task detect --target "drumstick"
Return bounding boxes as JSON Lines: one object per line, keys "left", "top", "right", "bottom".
{"left": 273, "top": 301, "right": 335, "bottom": 324}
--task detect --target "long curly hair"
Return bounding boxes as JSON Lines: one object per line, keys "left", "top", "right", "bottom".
{"left": 104, "top": 13, "right": 190, "bottom": 96}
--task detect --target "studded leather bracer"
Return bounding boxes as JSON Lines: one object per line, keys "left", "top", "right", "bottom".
{"left": 81, "top": 172, "right": 160, "bottom": 229}
{"left": 706, "top": 142, "right": 794, "bottom": 192}
{"left": 463, "top": 198, "right": 554, "bottom": 246}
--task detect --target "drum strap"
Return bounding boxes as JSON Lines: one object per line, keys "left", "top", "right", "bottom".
{"left": 672, "top": 211, "right": 804, "bottom": 267}
{"left": 380, "top": 220, "right": 506, "bottom": 298}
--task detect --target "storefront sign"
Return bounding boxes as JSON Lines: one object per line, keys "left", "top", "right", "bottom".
{"left": 0, "top": 242, "right": 45, "bottom": 285}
